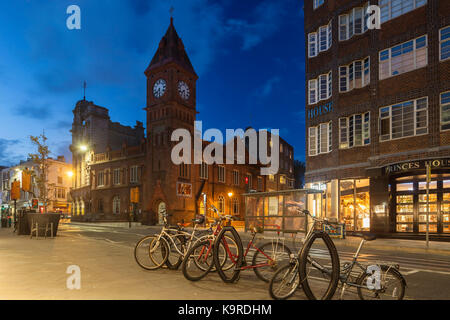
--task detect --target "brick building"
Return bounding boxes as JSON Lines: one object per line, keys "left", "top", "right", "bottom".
{"left": 304, "top": 0, "right": 450, "bottom": 238}
{"left": 70, "top": 18, "right": 295, "bottom": 224}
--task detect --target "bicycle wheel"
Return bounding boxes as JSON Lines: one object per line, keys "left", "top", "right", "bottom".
{"left": 268, "top": 261, "right": 300, "bottom": 300}
{"left": 182, "top": 239, "right": 215, "bottom": 281}
{"left": 299, "top": 231, "right": 340, "bottom": 300}
{"left": 356, "top": 265, "right": 406, "bottom": 300}
{"left": 165, "top": 235, "right": 185, "bottom": 270}
{"left": 213, "top": 226, "right": 243, "bottom": 283}
{"left": 213, "top": 235, "right": 238, "bottom": 272}
{"left": 253, "top": 241, "right": 291, "bottom": 282}
{"left": 134, "top": 235, "right": 169, "bottom": 270}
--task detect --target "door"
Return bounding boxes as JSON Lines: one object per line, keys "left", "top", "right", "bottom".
{"left": 158, "top": 202, "right": 166, "bottom": 225}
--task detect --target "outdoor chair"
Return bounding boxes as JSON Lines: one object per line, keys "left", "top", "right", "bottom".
{"left": 30, "top": 218, "right": 54, "bottom": 239}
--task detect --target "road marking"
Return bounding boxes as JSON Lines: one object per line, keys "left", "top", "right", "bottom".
{"left": 402, "top": 270, "right": 420, "bottom": 275}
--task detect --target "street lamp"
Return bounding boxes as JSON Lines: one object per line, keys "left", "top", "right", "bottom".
{"left": 227, "top": 192, "right": 233, "bottom": 198}
{"left": 79, "top": 145, "right": 88, "bottom": 152}
{"left": 66, "top": 171, "right": 74, "bottom": 178}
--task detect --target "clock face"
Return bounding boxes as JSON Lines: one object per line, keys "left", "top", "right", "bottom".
{"left": 153, "top": 79, "right": 166, "bottom": 98}
{"left": 178, "top": 81, "right": 190, "bottom": 100}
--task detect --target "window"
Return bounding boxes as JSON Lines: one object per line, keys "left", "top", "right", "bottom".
{"left": 441, "top": 92, "right": 450, "bottom": 131}
{"left": 57, "top": 176, "right": 63, "bottom": 184}
{"left": 339, "top": 112, "right": 370, "bottom": 149}
{"left": 308, "top": 21, "right": 332, "bottom": 58}
{"left": 130, "top": 166, "right": 139, "bottom": 183}
{"left": 380, "top": 0, "right": 427, "bottom": 24}
{"left": 280, "top": 176, "right": 286, "bottom": 184}
{"left": 218, "top": 166, "right": 225, "bottom": 183}
{"left": 232, "top": 198, "right": 239, "bottom": 214}
{"left": 56, "top": 188, "right": 65, "bottom": 199}
{"left": 339, "top": 57, "right": 370, "bottom": 92}
{"left": 97, "top": 171, "right": 104, "bottom": 187}
{"left": 440, "top": 26, "right": 450, "bottom": 61}
{"left": 308, "top": 121, "right": 332, "bottom": 156}
{"left": 200, "top": 162, "right": 208, "bottom": 180}
{"left": 179, "top": 163, "right": 189, "bottom": 178}
{"left": 379, "top": 35, "right": 427, "bottom": 80}
{"left": 308, "top": 33, "right": 318, "bottom": 58}
{"left": 339, "top": 3, "right": 369, "bottom": 41}
{"left": 113, "top": 168, "right": 121, "bottom": 185}
{"left": 233, "top": 170, "right": 239, "bottom": 185}
{"left": 257, "top": 177, "right": 263, "bottom": 191}
{"left": 379, "top": 97, "right": 428, "bottom": 141}
{"left": 113, "top": 196, "right": 120, "bottom": 214}
{"left": 98, "top": 199, "right": 104, "bottom": 213}
{"left": 308, "top": 71, "right": 332, "bottom": 104}
{"left": 218, "top": 196, "right": 225, "bottom": 213}
{"left": 313, "top": 0, "right": 324, "bottom": 10}
{"left": 288, "top": 179, "right": 295, "bottom": 188}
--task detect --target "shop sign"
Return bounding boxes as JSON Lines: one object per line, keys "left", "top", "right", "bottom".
{"left": 177, "top": 182, "right": 192, "bottom": 198}
{"left": 384, "top": 158, "right": 450, "bottom": 174}
{"left": 307, "top": 102, "right": 333, "bottom": 120}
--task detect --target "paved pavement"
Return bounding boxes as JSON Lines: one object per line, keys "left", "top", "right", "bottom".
{"left": 0, "top": 223, "right": 449, "bottom": 300}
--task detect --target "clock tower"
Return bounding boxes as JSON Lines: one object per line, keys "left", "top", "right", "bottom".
{"left": 144, "top": 17, "right": 198, "bottom": 222}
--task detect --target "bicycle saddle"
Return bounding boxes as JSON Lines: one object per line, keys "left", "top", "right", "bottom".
{"left": 353, "top": 232, "right": 377, "bottom": 241}
{"left": 252, "top": 225, "right": 264, "bottom": 234}
{"left": 192, "top": 215, "right": 205, "bottom": 225}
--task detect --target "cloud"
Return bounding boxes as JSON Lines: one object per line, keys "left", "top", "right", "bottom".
{"left": 0, "top": 138, "right": 22, "bottom": 166}
{"left": 261, "top": 77, "right": 281, "bottom": 96}
{"left": 14, "top": 102, "right": 52, "bottom": 120}
{"left": 224, "top": 1, "right": 289, "bottom": 50}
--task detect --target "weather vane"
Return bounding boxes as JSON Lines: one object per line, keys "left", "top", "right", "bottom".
{"left": 83, "top": 81, "right": 87, "bottom": 100}
{"left": 170, "top": 6, "right": 174, "bottom": 18}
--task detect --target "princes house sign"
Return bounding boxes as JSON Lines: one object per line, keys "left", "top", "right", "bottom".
{"left": 384, "top": 158, "right": 450, "bottom": 174}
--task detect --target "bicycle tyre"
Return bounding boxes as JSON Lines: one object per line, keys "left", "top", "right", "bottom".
{"left": 182, "top": 239, "right": 215, "bottom": 281}
{"left": 213, "top": 226, "right": 244, "bottom": 283}
{"left": 134, "top": 235, "right": 169, "bottom": 270}
{"left": 299, "top": 231, "right": 340, "bottom": 300}
{"left": 165, "top": 235, "right": 185, "bottom": 270}
{"left": 356, "top": 265, "right": 406, "bottom": 300}
{"left": 268, "top": 262, "right": 300, "bottom": 300}
{"left": 253, "top": 241, "right": 291, "bottom": 282}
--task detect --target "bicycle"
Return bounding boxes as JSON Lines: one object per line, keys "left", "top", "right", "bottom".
{"left": 211, "top": 214, "right": 292, "bottom": 284}
{"left": 335, "top": 232, "right": 406, "bottom": 300}
{"left": 268, "top": 204, "right": 340, "bottom": 300}
{"left": 181, "top": 211, "right": 238, "bottom": 282}
{"left": 134, "top": 213, "right": 209, "bottom": 271}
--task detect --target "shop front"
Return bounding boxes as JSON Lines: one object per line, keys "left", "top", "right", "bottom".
{"left": 306, "top": 158, "right": 450, "bottom": 239}
{"left": 306, "top": 179, "right": 371, "bottom": 234}
{"left": 382, "top": 159, "right": 450, "bottom": 236}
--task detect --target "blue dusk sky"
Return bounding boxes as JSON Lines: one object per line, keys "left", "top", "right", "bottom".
{"left": 0, "top": 0, "right": 306, "bottom": 166}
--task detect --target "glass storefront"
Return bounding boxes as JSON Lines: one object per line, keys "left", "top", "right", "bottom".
{"left": 307, "top": 179, "right": 370, "bottom": 232}
{"left": 393, "top": 174, "right": 450, "bottom": 234}
{"left": 339, "top": 179, "right": 370, "bottom": 231}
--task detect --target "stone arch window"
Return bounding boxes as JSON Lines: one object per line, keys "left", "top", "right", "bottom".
{"left": 232, "top": 198, "right": 239, "bottom": 215}
{"left": 113, "top": 196, "right": 120, "bottom": 214}
{"left": 218, "top": 196, "right": 225, "bottom": 214}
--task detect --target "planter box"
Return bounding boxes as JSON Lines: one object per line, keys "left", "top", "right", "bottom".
{"left": 19, "top": 213, "right": 61, "bottom": 237}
